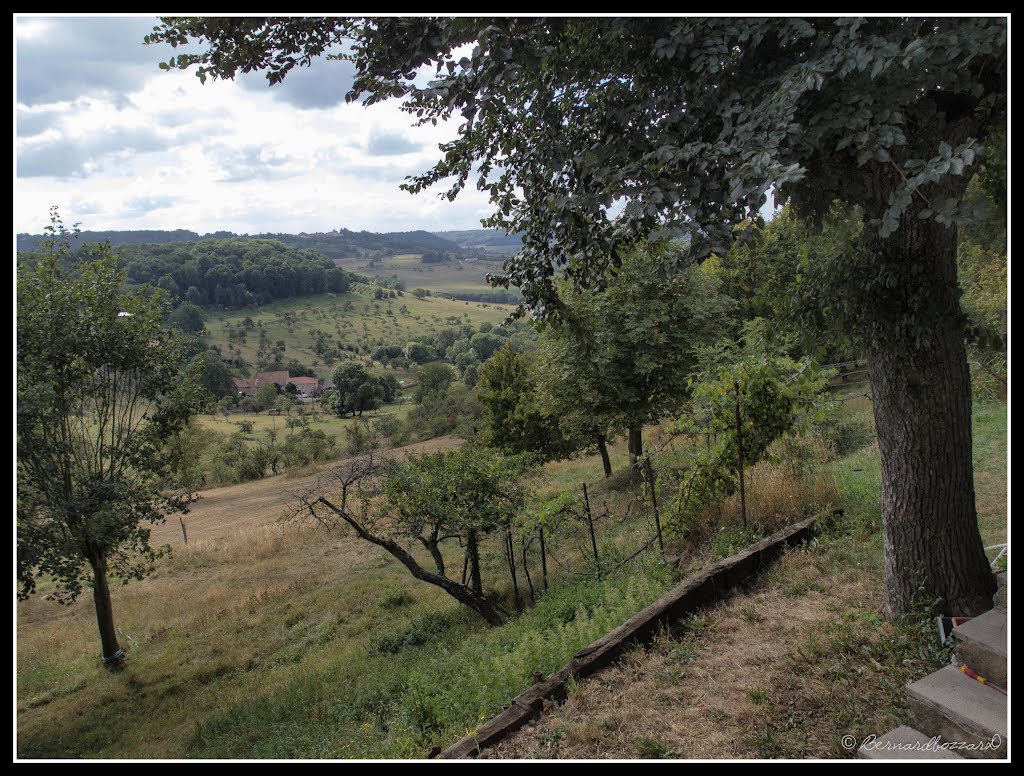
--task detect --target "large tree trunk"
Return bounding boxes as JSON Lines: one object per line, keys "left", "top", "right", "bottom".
{"left": 595, "top": 433, "right": 613, "bottom": 478}
{"left": 869, "top": 214, "right": 995, "bottom": 617}
{"left": 88, "top": 553, "right": 123, "bottom": 667}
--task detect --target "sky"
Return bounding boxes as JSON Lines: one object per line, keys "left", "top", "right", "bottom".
{"left": 14, "top": 15, "right": 497, "bottom": 236}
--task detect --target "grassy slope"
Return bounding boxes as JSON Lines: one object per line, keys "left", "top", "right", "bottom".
{"left": 487, "top": 397, "right": 1008, "bottom": 759}
{"left": 203, "top": 289, "right": 515, "bottom": 378}
{"left": 16, "top": 398, "right": 1006, "bottom": 759}
{"left": 333, "top": 253, "right": 510, "bottom": 298}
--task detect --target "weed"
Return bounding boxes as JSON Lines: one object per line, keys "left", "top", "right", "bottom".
{"left": 635, "top": 736, "right": 675, "bottom": 759}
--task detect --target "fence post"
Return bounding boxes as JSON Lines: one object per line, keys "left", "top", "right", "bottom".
{"left": 506, "top": 528, "right": 522, "bottom": 612}
{"left": 644, "top": 457, "right": 664, "bottom": 554}
{"left": 734, "top": 381, "right": 747, "bottom": 529}
{"left": 538, "top": 526, "right": 549, "bottom": 591}
{"left": 582, "top": 482, "right": 601, "bottom": 580}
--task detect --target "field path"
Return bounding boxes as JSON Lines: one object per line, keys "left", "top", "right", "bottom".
{"left": 150, "top": 436, "right": 460, "bottom": 547}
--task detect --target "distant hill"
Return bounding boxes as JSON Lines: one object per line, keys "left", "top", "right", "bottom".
{"left": 433, "top": 229, "right": 524, "bottom": 257}
{"left": 16, "top": 229, "right": 204, "bottom": 252}
{"left": 16, "top": 227, "right": 466, "bottom": 259}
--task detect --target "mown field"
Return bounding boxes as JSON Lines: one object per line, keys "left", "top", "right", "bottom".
{"left": 334, "top": 253, "right": 513, "bottom": 299}
{"left": 15, "top": 395, "right": 1006, "bottom": 759}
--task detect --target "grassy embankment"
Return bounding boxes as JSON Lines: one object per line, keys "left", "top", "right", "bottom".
{"left": 487, "top": 395, "right": 1007, "bottom": 759}
{"left": 16, "top": 394, "right": 1006, "bottom": 759}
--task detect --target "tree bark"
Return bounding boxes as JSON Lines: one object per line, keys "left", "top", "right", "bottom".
{"left": 869, "top": 214, "right": 995, "bottom": 617}
{"left": 417, "top": 532, "right": 446, "bottom": 576}
{"left": 596, "top": 433, "right": 613, "bottom": 477}
{"left": 627, "top": 426, "right": 643, "bottom": 471}
{"left": 467, "top": 529, "right": 483, "bottom": 596}
{"left": 315, "top": 499, "right": 504, "bottom": 625}
{"left": 88, "top": 553, "right": 123, "bottom": 667}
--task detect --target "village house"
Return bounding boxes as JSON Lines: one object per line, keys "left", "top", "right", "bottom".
{"left": 232, "top": 371, "right": 321, "bottom": 398}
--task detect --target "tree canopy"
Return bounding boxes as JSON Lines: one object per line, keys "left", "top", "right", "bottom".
{"left": 147, "top": 17, "right": 1004, "bottom": 313}
{"left": 17, "top": 215, "right": 204, "bottom": 665}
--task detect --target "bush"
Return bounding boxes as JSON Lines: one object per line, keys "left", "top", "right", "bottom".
{"left": 368, "top": 613, "right": 453, "bottom": 655}
{"left": 377, "top": 586, "right": 415, "bottom": 610}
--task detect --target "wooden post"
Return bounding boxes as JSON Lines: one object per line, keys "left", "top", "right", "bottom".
{"left": 506, "top": 529, "right": 522, "bottom": 612}
{"left": 644, "top": 458, "right": 664, "bottom": 554}
{"left": 582, "top": 482, "right": 600, "bottom": 579}
{"left": 734, "top": 381, "right": 747, "bottom": 529}
{"left": 179, "top": 516, "right": 188, "bottom": 545}
{"left": 538, "top": 526, "right": 549, "bottom": 591}
{"left": 521, "top": 540, "right": 535, "bottom": 604}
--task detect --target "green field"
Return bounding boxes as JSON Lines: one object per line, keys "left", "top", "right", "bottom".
{"left": 202, "top": 288, "right": 516, "bottom": 377}
{"left": 15, "top": 394, "right": 1007, "bottom": 759}
{"left": 197, "top": 401, "right": 415, "bottom": 449}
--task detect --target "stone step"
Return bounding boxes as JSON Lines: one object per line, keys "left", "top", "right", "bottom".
{"left": 953, "top": 608, "right": 1007, "bottom": 689}
{"left": 906, "top": 665, "right": 1007, "bottom": 759}
{"left": 858, "top": 726, "right": 964, "bottom": 759}
{"left": 994, "top": 570, "right": 1007, "bottom": 612}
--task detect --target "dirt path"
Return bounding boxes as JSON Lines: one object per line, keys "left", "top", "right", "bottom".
{"left": 151, "top": 436, "right": 460, "bottom": 547}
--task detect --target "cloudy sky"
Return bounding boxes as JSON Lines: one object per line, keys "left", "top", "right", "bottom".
{"left": 15, "top": 15, "right": 495, "bottom": 236}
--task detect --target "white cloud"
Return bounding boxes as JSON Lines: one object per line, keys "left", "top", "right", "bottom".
{"left": 15, "top": 16, "right": 497, "bottom": 236}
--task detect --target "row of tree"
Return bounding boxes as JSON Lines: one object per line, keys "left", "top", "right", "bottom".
{"left": 114, "top": 237, "right": 359, "bottom": 308}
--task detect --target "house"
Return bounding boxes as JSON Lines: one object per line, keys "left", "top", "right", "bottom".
{"left": 232, "top": 377, "right": 257, "bottom": 397}
{"left": 232, "top": 371, "right": 321, "bottom": 397}
{"left": 256, "top": 370, "right": 290, "bottom": 388}
{"left": 287, "top": 376, "right": 320, "bottom": 397}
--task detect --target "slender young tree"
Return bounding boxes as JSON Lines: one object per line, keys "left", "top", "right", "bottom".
{"left": 17, "top": 211, "right": 204, "bottom": 667}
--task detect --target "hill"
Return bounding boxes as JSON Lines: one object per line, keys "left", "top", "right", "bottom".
{"left": 433, "top": 229, "right": 525, "bottom": 257}
{"left": 17, "top": 227, "right": 466, "bottom": 260}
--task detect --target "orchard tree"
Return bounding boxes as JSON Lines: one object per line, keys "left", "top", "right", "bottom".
{"left": 297, "top": 446, "right": 535, "bottom": 625}
{"left": 17, "top": 213, "right": 204, "bottom": 666}
{"left": 329, "top": 361, "right": 385, "bottom": 416}
{"left": 540, "top": 244, "right": 731, "bottom": 469}
{"left": 254, "top": 380, "right": 280, "bottom": 412}
{"left": 147, "top": 16, "right": 1007, "bottom": 615}
{"left": 676, "top": 318, "right": 831, "bottom": 528}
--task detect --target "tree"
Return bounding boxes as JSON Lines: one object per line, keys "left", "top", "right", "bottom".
{"left": 541, "top": 245, "right": 731, "bottom": 470}
{"left": 255, "top": 381, "right": 280, "bottom": 411}
{"left": 329, "top": 361, "right": 383, "bottom": 417}
{"left": 148, "top": 16, "right": 1006, "bottom": 615}
{"left": 476, "top": 344, "right": 567, "bottom": 459}
{"left": 297, "top": 446, "right": 535, "bottom": 625}
{"left": 190, "top": 350, "right": 236, "bottom": 399}
{"left": 17, "top": 214, "right": 203, "bottom": 666}
{"left": 167, "top": 302, "right": 205, "bottom": 334}
{"left": 413, "top": 362, "right": 455, "bottom": 404}
{"left": 676, "top": 319, "right": 830, "bottom": 527}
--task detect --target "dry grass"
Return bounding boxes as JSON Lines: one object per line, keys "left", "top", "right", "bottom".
{"left": 149, "top": 434, "right": 459, "bottom": 548}
{"left": 485, "top": 541, "right": 898, "bottom": 760}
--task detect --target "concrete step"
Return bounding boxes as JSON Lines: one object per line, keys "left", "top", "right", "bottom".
{"left": 994, "top": 571, "right": 1007, "bottom": 612}
{"left": 858, "top": 726, "right": 964, "bottom": 759}
{"left": 953, "top": 608, "right": 1007, "bottom": 689}
{"left": 906, "top": 665, "right": 1007, "bottom": 759}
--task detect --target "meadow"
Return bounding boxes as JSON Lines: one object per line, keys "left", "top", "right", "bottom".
{"left": 333, "top": 253, "right": 512, "bottom": 300}
{"left": 202, "top": 287, "right": 516, "bottom": 379}
{"left": 17, "top": 387, "right": 1004, "bottom": 759}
